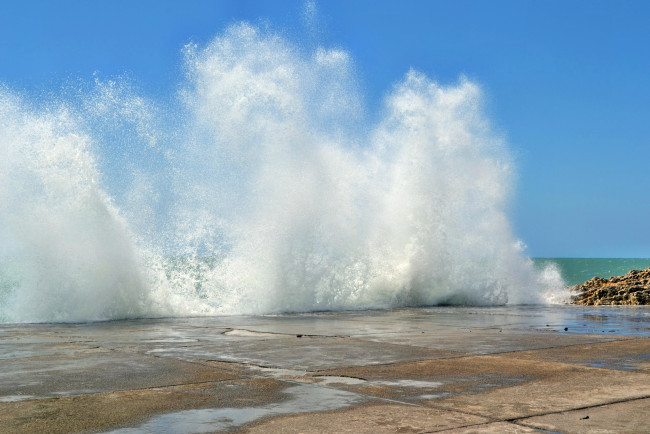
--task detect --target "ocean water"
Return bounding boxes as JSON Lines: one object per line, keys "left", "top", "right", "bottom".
{"left": 533, "top": 258, "right": 650, "bottom": 287}
{"left": 0, "top": 22, "right": 593, "bottom": 324}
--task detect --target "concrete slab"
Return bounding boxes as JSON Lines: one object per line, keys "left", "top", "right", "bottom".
{"left": 109, "top": 382, "right": 370, "bottom": 433}
{"left": 244, "top": 403, "right": 491, "bottom": 433}
{"left": 0, "top": 306, "right": 648, "bottom": 432}
{"left": 146, "top": 335, "right": 458, "bottom": 369}
{"left": 518, "top": 397, "right": 650, "bottom": 433}
{"left": 0, "top": 349, "right": 238, "bottom": 399}
{"left": 431, "top": 359, "right": 650, "bottom": 419}
{"left": 315, "top": 354, "right": 596, "bottom": 400}
{"left": 442, "top": 421, "right": 540, "bottom": 433}
{"left": 0, "top": 378, "right": 284, "bottom": 433}
{"left": 505, "top": 337, "right": 650, "bottom": 372}
{"left": 354, "top": 328, "right": 621, "bottom": 355}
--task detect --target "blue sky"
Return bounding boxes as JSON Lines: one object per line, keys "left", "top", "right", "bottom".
{"left": 1, "top": 0, "right": 648, "bottom": 257}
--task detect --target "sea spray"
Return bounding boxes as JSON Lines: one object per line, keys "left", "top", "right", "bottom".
{"left": 0, "top": 91, "right": 152, "bottom": 322}
{"left": 0, "top": 23, "right": 567, "bottom": 323}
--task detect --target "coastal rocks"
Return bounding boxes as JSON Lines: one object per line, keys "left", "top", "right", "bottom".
{"left": 571, "top": 268, "right": 650, "bottom": 305}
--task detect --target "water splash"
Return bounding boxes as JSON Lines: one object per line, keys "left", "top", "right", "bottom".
{"left": 0, "top": 91, "right": 150, "bottom": 322}
{"left": 0, "top": 23, "right": 566, "bottom": 323}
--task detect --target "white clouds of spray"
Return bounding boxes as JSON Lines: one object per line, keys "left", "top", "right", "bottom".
{"left": 0, "top": 23, "right": 567, "bottom": 322}
{"left": 0, "top": 91, "right": 150, "bottom": 322}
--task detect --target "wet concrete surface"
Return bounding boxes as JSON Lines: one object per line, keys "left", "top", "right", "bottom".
{"left": 0, "top": 305, "right": 648, "bottom": 433}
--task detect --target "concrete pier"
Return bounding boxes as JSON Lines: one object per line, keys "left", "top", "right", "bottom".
{"left": 1, "top": 306, "right": 648, "bottom": 433}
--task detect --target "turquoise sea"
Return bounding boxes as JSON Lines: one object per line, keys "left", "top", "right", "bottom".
{"left": 533, "top": 258, "right": 650, "bottom": 286}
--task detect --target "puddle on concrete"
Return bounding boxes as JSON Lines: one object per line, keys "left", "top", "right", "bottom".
{"left": 247, "top": 370, "right": 442, "bottom": 390}
{"left": 372, "top": 379, "right": 443, "bottom": 388}
{"left": 312, "top": 376, "right": 367, "bottom": 386}
{"left": 224, "top": 329, "right": 283, "bottom": 338}
{"left": 310, "top": 376, "right": 443, "bottom": 389}
{"left": 245, "top": 366, "right": 445, "bottom": 391}
{"left": 587, "top": 353, "right": 650, "bottom": 371}
{"left": 142, "top": 338, "right": 198, "bottom": 344}
{"left": 416, "top": 393, "right": 449, "bottom": 400}
{"left": 0, "top": 394, "right": 36, "bottom": 402}
{"left": 249, "top": 366, "right": 308, "bottom": 378}
{"left": 108, "top": 383, "right": 366, "bottom": 433}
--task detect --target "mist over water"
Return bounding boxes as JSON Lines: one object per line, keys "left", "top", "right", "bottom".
{"left": 0, "top": 23, "right": 566, "bottom": 323}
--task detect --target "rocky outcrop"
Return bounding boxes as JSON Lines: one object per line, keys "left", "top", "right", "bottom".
{"left": 571, "top": 267, "right": 650, "bottom": 305}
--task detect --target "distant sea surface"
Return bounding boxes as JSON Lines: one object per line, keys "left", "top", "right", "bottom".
{"left": 533, "top": 258, "right": 650, "bottom": 286}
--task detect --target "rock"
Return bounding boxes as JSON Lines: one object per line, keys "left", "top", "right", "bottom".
{"left": 570, "top": 267, "right": 650, "bottom": 305}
